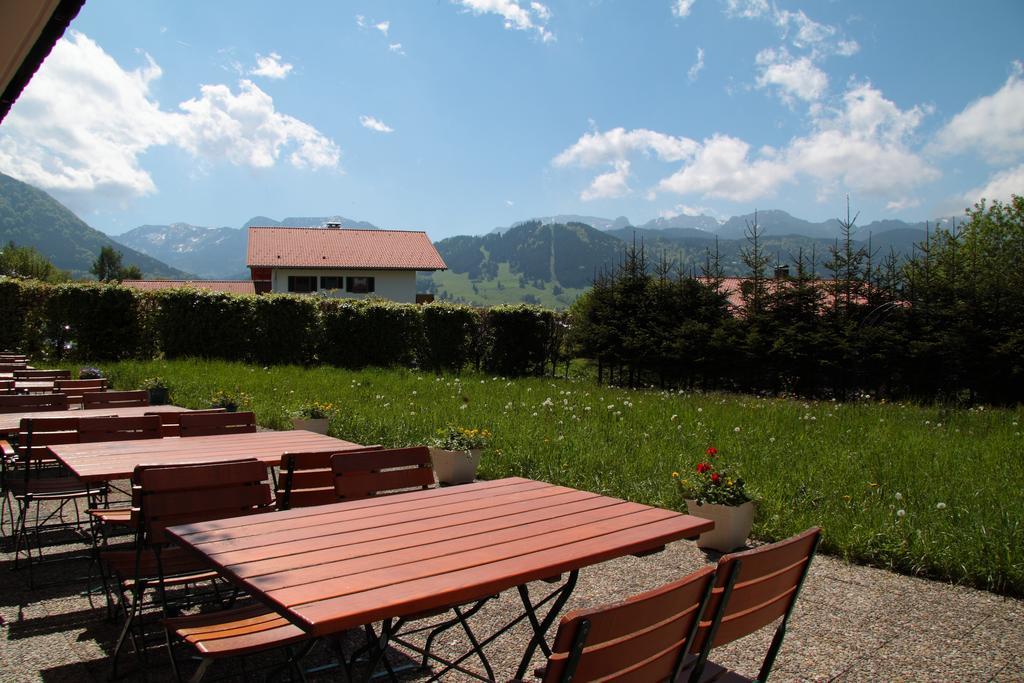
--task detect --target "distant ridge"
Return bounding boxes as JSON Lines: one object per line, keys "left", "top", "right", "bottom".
{"left": 0, "top": 172, "right": 190, "bottom": 279}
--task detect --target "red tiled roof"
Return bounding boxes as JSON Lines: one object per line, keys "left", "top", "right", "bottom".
{"left": 122, "top": 280, "right": 256, "bottom": 295}
{"left": 246, "top": 227, "right": 447, "bottom": 271}
{"left": 700, "top": 276, "right": 872, "bottom": 311}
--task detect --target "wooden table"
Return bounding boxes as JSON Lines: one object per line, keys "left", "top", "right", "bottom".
{"left": 49, "top": 429, "right": 364, "bottom": 482}
{"left": 167, "top": 478, "right": 714, "bottom": 678}
{"left": 0, "top": 404, "right": 190, "bottom": 436}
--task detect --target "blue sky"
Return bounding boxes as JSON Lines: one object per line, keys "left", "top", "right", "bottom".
{"left": 1, "top": 0, "right": 1022, "bottom": 239}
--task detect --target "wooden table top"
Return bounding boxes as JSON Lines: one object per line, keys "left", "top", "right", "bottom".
{"left": 167, "top": 477, "right": 715, "bottom": 637}
{"left": 49, "top": 429, "right": 363, "bottom": 482}
{"left": 0, "top": 404, "right": 189, "bottom": 435}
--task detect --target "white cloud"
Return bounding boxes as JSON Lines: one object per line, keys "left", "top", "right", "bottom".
{"left": 454, "top": 0, "right": 554, "bottom": 42}
{"left": 355, "top": 14, "right": 366, "bottom": 28}
{"left": 581, "top": 160, "right": 632, "bottom": 201}
{"left": 0, "top": 32, "right": 339, "bottom": 205}
{"left": 724, "top": 0, "right": 768, "bottom": 19}
{"left": 962, "top": 164, "right": 1024, "bottom": 205}
{"left": 388, "top": 43, "right": 405, "bottom": 55}
{"left": 375, "top": 20, "right": 390, "bottom": 36}
{"left": 657, "top": 135, "right": 793, "bottom": 201}
{"left": 659, "top": 203, "right": 715, "bottom": 219}
{"left": 673, "top": 0, "right": 697, "bottom": 19}
{"left": 688, "top": 47, "right": 705, "bottom": 82}
{"left": 931, "top": 62, "right": 1024, "bottom": 163}
{"left": 553, "top": 127, "right": 698, "bottom": 167}
{"left": 755, "top": 48, "right": 828, "bottom": 103}
{"left": 885, "top": 197, "right": 921, "bottom": 211}
{"left": 359, "top": 115, "right": 394, "bottom": 133}
{"left": 505, "top": 199, "right": 515, "bottom": 206}
{"left": 250, "top": 52, "right": 293, "bottom": 80}
{"left": 557, "top": 83, "right": 939, "bottom": 205}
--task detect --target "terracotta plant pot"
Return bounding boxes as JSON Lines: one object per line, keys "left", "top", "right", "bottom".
{"left": 685, "top": 500, "right": 755, "bottom": 552}
{"left": 291, "top": 417, "right": 329, "bottom": 435}
{"left": 429, "top": 447, "right": 482, "bottom": 485}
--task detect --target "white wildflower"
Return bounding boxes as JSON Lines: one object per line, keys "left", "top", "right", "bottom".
{"left": 894, "top": 492, "right": 903, "bottom": 501}
{"left": 734, "top": 426, "right": 741, "bottom": 433}
{"left": 936, "top": 502, "right": 947, "bottom": 510}
{"left": 896, "top": 509, "right": 906, "bottom": 518}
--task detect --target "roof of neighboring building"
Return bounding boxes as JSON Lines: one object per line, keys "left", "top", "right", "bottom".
{"left": 700, "top": 276, "right": 873, "bottom": 311}
{"left": 122, "top": 280, "right": 256, "bottom": 295}
{"left": 1, "top": 0, "right": 86, "bottom": 124}
{"left": 246, "top": 227, "right": 447, "bottom": 271}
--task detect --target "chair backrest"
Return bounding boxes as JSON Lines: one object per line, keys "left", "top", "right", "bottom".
{"left": 331, "top": 446, "right": 435, "bottom": 502}
{"left": 178, "top": 410, "right": 257, "bottom": 437}
{"left": 82, "top": 390, "right": 149, "bottom": 409}
{"left": 18, "top": 416, "right": 82, "bottom": 465}
{"left": 277, "top": 445, "right": 383, "bottom": 510}
{"left": 541, "top": 566, "right": 716, "bottom": 683}
{"left": 78, "top": 415, "right": 163, "bottom": 443}
{"left": 0, "top": 379, "right": 14, "bottom": 393}
{"left": 0, "top": 392, "right": 69, "bottom": 414}
{"left": 690, "top": 527, "right": 821, "bottom": 682}
{"left": 146, "top": 408, "right": 225, "bottom": 437}
{"left": 131, "top": 459, "right": 273, "bottom": 545}
{"left": 0, "top": 353, "right": 27, "bottom": 362}
{"left": 0, "top": 362, "right": 28, "bottom": 372}
{"left": 13, "top": 369, "right": 71, "bottom": 380}
{"left": 53, "top": 378, "right": 108, "bottom": 401}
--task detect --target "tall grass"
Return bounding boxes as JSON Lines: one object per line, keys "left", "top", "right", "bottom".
{"left": 93, "top": 358, "right": 1023, "bottom": 596}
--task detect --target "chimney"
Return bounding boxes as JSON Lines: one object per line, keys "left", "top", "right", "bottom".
{"left": 325, "top": 221, "right": 342, "bottom": 229}
{"left": 774, "top": 265, "right": 790, "bottom": 279}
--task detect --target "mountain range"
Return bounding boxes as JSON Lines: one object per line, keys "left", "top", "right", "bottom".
{"left": 0, "top": 171, "right": 953, "bottom": 307}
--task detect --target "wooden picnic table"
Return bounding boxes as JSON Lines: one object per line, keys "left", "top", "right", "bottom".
{"left": 49, "top": 429, "right": 363, "bottom": 482}
{"left": 0, "top": 404, "right": 190, "bottom": 436}
{"left": 167, "top": 477, "right": 714, "bottom": 678}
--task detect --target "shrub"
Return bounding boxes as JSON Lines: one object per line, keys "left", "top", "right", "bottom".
{"left": 45, "top": 282, "right": 144, "bottom": 360}
{"left": 0, "top": 277, "right": 51, "bottom": 355}
{"left": 250, "top": 294, "right": 320, "bottom": 365}
{"left": 320, "top": 299, "right": 423, "bottom": 368}
{"left": 154, "top": 288, "right": 256, "bottom": 360}
{"left": 420, "top": 303, "right": 479, "bottom": 373}
{"left": 482, "top": 304, "right": 555, "bottom": 376}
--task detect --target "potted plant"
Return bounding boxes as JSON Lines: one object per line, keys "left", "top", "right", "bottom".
{"left": 291, "top": 401, "right": 334, "bottom": 434}
{"left": 674, "top": 446, "right": 754, "bottom": 552}
{"left": 142, "top": 376, "right": 170, "bottom": 405}
{"left": 429, "top": 426, "right": 491, "bottom": 485}
{"left": 79, "top": 366, "right": 104, "bottom": 380}
{"left": 209, "top": 388, "right": 250, "bottom": 413}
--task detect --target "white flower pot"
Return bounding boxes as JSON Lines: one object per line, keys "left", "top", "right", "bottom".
{"left": 685, "top": 500, "right": 755, "bottom": 552}
{"left": 291, "top": 417, "right": 329, "bottom": 434}
{"left": 429, "top": 447, "right": 482, "bottom": 485}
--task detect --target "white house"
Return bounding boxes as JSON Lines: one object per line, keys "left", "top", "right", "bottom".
{"left": 246, "top": 224, "right": 447, "bottom": 303}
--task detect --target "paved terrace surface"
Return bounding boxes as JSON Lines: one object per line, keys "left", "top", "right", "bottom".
{"left": 0, "top": 494, "right": 1021, "bottom": 682}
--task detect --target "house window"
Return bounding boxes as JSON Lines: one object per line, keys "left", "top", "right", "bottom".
{"left": 320, "top": 276, "right": 343, "bottom": 290}
{"left": 287, "top": 276, "right": 318, "bottom": 293}
{"left": 346, "top": 276, "right": 375, "bottom": 293}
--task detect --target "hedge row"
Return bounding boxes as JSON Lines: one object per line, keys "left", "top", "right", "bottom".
{"left": 0, "top": 278, "right": 562, "bottom": 376}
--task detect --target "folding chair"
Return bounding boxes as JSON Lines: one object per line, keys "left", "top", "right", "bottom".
{"left": 331, "top": 447, "right": 498, "bottom": 679}
{"left": 687, "top": 527, "right": 822, "bottom": 683}
{"left": 4, "top": 416, "right": 106, "bottom": 587}
{"left": 530, "top": 565, "right": 717, "bottom": 682}
{"left": 82, "top": 390, "right": 149, "bottom": 409}
{"left": 103, "top": 459, "right": 305, "bottom": 681}
{"left": 276, "top": 445, "right": 383, "bottom": 510}
{"left": 77, "top": 414, "right": 162, "bottom": 443}
{"left": 0, "top": 392, "right": 69, "bottom": 413}
{"left": 145, "top": 408, "right": 226, "bottom": 438}
{"left": 53, "top": 378, "right": 108, "bottom": 403}
{"left": 178, "top": 410, "right": 256, "bottom": 437}
{"left": 107, "top": 459, "right": 277, "bottom": 677}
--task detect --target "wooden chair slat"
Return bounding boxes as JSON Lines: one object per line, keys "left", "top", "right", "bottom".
{"left": 137, "top": 459, "right": 269, "bottom": 491}
{"left": 708, "top": 587, "right": 797, "bottom": 647}
{"left": 14, "top": 369, "right": 71, "bottom": 380}
{"left": 0, "top": 393, "right": 69, "bottom": 413}
{"left": 83, "top": 390, "right": 149, "bottom": 409}
{"left": 332, "top": 446, "right": 431, "bottom": 473}
{"left": 276, "top": 446, "right": 384, "bottom": 510}
{"left": 77, "top": 415, "right": 162, "bottom": 443}
{"left": 179, "top": 411, "right": 257, "bottom": 438}
{"left": 335, "top": 468, "right": 435, "bottom": 501}
{"left": 53, "top": 378, "right": 108, "bottom": 400}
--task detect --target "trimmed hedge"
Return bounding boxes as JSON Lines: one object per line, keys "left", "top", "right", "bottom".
{"left": 0, "top": 278, "right": 562, "bottom": 376}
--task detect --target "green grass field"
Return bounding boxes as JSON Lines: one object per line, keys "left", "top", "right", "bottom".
{"left": 89, "top": 358, "right": 1024, "bottom": 596}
